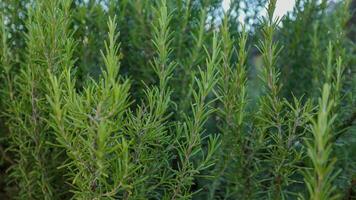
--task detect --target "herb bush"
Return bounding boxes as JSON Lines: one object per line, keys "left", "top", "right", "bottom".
{"left": 0, "top": 0, "right": 355, "bottom": 199}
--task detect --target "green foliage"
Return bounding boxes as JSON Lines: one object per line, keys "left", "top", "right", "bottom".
{"left": 2, "top": 0, "right": 74, "bottom": 199}
{"left": 304, "top": 84, "right": 339, "bottom": 200}
{"left": 0, "top": 0, "right": 355, "bottom": 199}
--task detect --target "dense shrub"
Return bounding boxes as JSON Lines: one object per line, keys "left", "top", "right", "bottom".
{"left": 0, "top": 0, "right": 355, "bottom": 199}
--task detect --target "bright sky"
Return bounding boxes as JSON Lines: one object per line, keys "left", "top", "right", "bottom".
{"left": 222, "top": 0, "right": 296, "bottom": 19}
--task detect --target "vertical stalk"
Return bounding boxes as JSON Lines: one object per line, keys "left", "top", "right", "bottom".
{"left": 171, "top": 33, "right": 221, "bottom": 199}
{"left": 304, "top": 84, "right": 340, "bottom": 200}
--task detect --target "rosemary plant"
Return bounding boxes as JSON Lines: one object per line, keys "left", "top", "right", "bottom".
{"left": 0, "top": 0, "right": 354, "bottom": 199}
{"left": 304, "top": 84, "right": 339, "bottom": 200}
{"left": 255, "top": 1, "right": 314, "bottom": 198}
{"left": 4, "top": 0, "right": 74, "bottom": 199}
{"left": 170, "top": 33, "right": 221, "bottom": 200}
{"left": 208, "top": 15, "right": 249, "bottom": 199}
